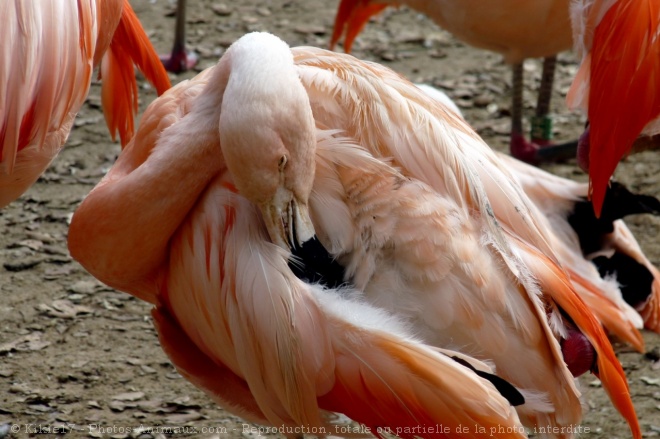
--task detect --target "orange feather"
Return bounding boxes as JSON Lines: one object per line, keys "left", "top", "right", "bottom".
{"left": 330, "top": 0, "right": 387, "bottom": 52}
{"left": 566, "top": 268, "right": 644, "bottom": 352}
{"left": 318, "top": 330, "right": 526, "bottom": 439}
{"left": 516, "top": 238, "right": 641, "bottom": 439}
{"left": 101, "top": 0, "right": 171, "bottom": 147}
{"left": 587, "top": 0, "right": 660, "bottom": 215}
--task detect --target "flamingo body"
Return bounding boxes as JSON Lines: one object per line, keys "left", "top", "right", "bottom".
{"left": 331, "top": 0, "right": 572, "bottom": 63}
{"left": 68, "top": 33, "right": 640, "bottom": 439}
{"left": 0, "top": 0, "right": 170, "bottom": 208}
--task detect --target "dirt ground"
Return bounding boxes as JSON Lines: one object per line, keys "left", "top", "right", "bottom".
{"left": 1, "top": 0, "right": 659, "bottom": 438}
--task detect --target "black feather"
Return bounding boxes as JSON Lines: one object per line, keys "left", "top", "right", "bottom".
{"left": 567, "top": 181, "right": 659, "bottom": 308}
{"left": 288, "top": 236, "right": 346, "bottom": 289}
{"left": 450, "top": 356, "right": 525, "bottom": 407}
{"left": 568, "top": 181, "right": 660, "bottom": 255}
{"left": 592, "top": 253, "right": 654, "bottom": 308}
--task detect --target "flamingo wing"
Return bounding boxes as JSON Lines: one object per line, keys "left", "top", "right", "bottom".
{"left": 293, "top": 46, "right": 640, "bottom": 438}
{"left": 163, "top": 176, "right": 527, "bottom": 437}
{"left": 497, "top": 153, "right": 646, "bottom": 350}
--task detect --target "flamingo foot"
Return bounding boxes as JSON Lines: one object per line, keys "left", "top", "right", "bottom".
{"left": 510, "top": 132, "right": 542, "bottom": 164}
{"left": 160, "top": 48, "right": 198, "bottom": 74}
{"left": 510, "top": 132, "right": 579, "bottom": 165}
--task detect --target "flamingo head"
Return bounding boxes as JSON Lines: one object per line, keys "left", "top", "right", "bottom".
{"left": 220, "top": 103, "right": 317, "bottom": 250}
{"left": 330, "top": 0, "right": 389, "bottom": 53}
{"left": 219, "top": 34, "right": 317, "bottom": 250}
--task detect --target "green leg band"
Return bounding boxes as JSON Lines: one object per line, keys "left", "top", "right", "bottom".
{"left": 530, "top": 115, "right": 553, "bottom": 141}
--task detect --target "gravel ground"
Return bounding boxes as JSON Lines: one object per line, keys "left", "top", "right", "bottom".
{"left": 1, "top": 1, "right": 659, "bottom": 438}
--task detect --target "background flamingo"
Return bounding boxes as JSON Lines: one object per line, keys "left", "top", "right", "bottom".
{"left": 567, "top": 0, "right": 660, "bottom": 216}
{"left": 69, "top": 32, "right": 640, "bottom": 438}
{"left": 0, "top": 0, "right": 171, "bottom": 209}
{"left": 330, "top": 0, "right": 579, "bottom": 164}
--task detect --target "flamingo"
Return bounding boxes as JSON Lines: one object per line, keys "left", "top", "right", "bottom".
{"left": 68, "top": 32, "right": 640, "bottom": 438}
{"left": 567, "top": 0, "right": 660, "bottom": 216}
{"left": 69, "top": 32, "right": 528, "bottom": 438}
{"left": 0, "top": 0, "right": 171, "bottom": 209}
{"left": 330, "top": 0, "right": 579, "bottom": 164}
{"left": 160, "top": 0, "right": 198, "bottom": 73}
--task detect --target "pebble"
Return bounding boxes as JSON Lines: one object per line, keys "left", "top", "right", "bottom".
{"left": 211, "top": 3, "right": 231, "bottom": 16}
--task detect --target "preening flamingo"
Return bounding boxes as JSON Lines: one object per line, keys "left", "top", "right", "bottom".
{"left": 330, "top": 0, "right": 578, "bottom": 164}
{"left": 567, "top": 0, "right": 660, "bottom": 216}
{"left": 0, "top": 0, "right": 171, "bottom": 209}
{"left": 160, "top": 0, "right": 198, "bottom": 73}
{"left": 68, "top": 32, "right": 640, "bottom": 438}
{"left": 69, "top": 32, "right": 528, "bottom": 438}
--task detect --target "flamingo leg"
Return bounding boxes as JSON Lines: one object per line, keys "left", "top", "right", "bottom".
{"left": 511, "top": 62, "right": 524, "bottom": 137}
{"left": 510, "top": 57, "right": 578, "bottom": 164}
{"left": 160, "top": 0, "right": 198, "bottom": 74}
{"left": 536, "top": 57, "right": 556, "bottom": 118}
{"left": 531, "top": 55, "right": 556, "bottom": 144}
{"left": 509, "top": 62, "right": 539, "bottom": 163}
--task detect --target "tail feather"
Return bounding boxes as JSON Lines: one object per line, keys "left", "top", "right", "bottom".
{"left": 566, "top": 268, "right": 644, "bottom": 352}
{"left": 330, "top": 0, "right": 388, "bottom": 52}
{"left": 318, "top": 324, "right": 526, "bottom": 439}
{"left": 516, "top": 239, "right": 641, "bottom": 439}
{"left": 101, "top": 0, "right": 171, "bottom": 147}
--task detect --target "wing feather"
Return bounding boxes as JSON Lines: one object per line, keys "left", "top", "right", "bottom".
{"left": 567, "top": 0, "right": 660, "bottom": 214}
{"left": 293, "top": 47, "right": 638, "bottom": 432}
{"left": 1, "top": 1, "right": 93, "bottom": 173}
{"left": 516, "top": 239, "right": 641, "bottom": 439}
{"left": 164, "top": 179, "right": 526, "bottom": 437}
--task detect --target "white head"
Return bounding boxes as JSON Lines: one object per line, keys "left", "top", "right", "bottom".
{"left": 219, "top": 33, "right": 316, "bottom": 249}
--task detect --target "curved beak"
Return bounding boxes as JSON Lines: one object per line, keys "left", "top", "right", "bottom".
{"left": 260, "top": 195, "right": 315, "bottom": 250}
